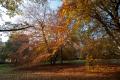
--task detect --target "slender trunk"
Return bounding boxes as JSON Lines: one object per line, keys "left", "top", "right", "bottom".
{"left": 41, "top": 27, "right": 50, "bottom": 53}
{"left": 60, "top": 45, "right": 63, "bottom": 64}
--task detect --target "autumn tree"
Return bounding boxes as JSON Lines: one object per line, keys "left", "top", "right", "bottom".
{"left": 4, "top": 33, "right": 30, "bottom": 64}
{"left": 18, "top": 1, "right": 58, "bottom": 65}
{"left": 59, "top": 0, "right": 120, "bottom": 45}
{"left": 17, "top": 0, "right": 76, "bottom": 65}
{"left": 58, "top": 0, "right": 120, "bottom": 67}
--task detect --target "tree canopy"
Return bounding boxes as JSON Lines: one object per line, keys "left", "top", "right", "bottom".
{"left": 0, "top": 0, "right": 120, "bottom": 66}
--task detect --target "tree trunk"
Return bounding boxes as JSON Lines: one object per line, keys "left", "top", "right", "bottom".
{"left": 41, "top": 27, "right": 50, "bottom": 53}
{"left": 60, "top": 45, "right": 63, "bottom": 64}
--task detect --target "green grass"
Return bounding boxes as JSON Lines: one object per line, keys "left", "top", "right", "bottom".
{"left": 43, "top": 60, "right": 86, "bottom": 65}
{"left": 0, "top": 64, "right": 13, "bottom": 74}
{"left": 63, "top": 60, "right": 86, "bottom": 64}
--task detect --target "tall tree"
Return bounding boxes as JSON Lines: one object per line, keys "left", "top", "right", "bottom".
{"left": 59, "top": 0, "right": 120, "bottom": 45}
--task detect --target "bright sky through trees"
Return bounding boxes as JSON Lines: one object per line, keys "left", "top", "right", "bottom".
{"left": 0, "top": 0, "right": 62, "bottom": 42}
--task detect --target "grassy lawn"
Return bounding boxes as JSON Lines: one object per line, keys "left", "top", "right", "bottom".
{"left": 0, "top": 62, "right": 120, "bottom": 80}
{"left": 0, "top": 64, "right": 14, "bottom": 74}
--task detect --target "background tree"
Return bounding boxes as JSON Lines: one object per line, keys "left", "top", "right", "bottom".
{"left": 59, "top": 0, "right": 120, "bottom": 45}
{"left": 0, "top": 0, "right": 22, "bottom": 16}
{"left": 3, "top": 33, "right": 30, "bottom": 64}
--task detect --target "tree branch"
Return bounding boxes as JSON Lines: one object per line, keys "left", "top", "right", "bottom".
{"left": 0, "top": 26, "right": 34, "bottom": 32}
